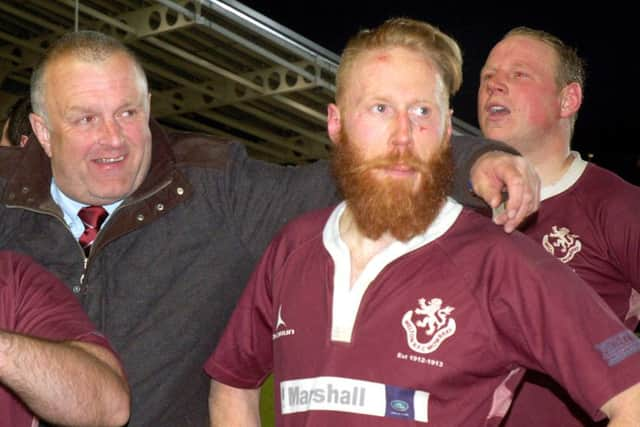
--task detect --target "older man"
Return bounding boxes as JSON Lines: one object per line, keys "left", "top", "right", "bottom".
{"left": 206, "top": 18, "right": 640, "bottom": 426}
{"left": 0, "top": 30, "right": 536, "bottom": 425}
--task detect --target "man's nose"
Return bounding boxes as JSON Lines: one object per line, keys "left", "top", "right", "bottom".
{"left": 484, "top": 73, "right": 507, "bottom": 96}
{"left": 99, "top": 118, "right": 124, "bottom": 147}
{"left": 391, "top": 112, "right": 413, "bottom": 148}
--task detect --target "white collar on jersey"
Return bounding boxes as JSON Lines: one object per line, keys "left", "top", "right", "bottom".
{"left": 540, "top": 151, "right": 588, "bottom": 201}
{"left": 322, "top": 197, "right": 463, "bottom": 343}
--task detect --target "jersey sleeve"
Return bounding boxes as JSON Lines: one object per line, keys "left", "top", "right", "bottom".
{"left": 598, "top": 180, "right": 640, "bottom": 295}
{"left": 486, "top": 239, "right": 640, "bottom": 421}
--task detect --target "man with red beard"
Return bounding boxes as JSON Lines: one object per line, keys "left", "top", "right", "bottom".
{"left": 205, "top": 18, "right": 640, "bottom": 426}
{"left": 331, "top": 123, "right": 454, "bottom": 244}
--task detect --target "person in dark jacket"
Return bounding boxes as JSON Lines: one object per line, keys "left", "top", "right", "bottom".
{"left": 1, "top": 96, "right": 33, "bottom": 147}
{"left": 0, "top": 30, "right": 538, "bottom": 425}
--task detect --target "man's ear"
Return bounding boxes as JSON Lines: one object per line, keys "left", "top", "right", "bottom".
{"left": 19, "top": 135, "right": 29, "bottom": 148}
{"left": 327, "top": 103, "right": 342, "bottom": 145}
{"left": 560, "top": 82, "right": 582, "bottom": 118}
{"left": 29, "top": 112, "right": 52, "bottom": 157}
{"left": 445, "top": 109, "right": 453, "bottom": 138}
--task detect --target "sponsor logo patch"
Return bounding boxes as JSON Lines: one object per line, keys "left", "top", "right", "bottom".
{"left": 595, "top": 330, "right": 640, "bottom": 366}
{"left": 280, "top": 376, "right": 429, "bottom": 423}
{"left": 390, "top": 399, "right": 409, "bottom": 412}
{"left": 385, "top": 385, "right": 418, "bottom": 420}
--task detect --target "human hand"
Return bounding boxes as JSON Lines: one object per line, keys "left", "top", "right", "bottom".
{"left": 470, "top": 151, "right": 540, "bottom": 233}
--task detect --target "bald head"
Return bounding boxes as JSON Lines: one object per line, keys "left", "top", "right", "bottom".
{"left": 31, "top": 30, "right": 148, "bottom": 123}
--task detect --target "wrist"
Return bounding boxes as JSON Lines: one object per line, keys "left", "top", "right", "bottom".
{"left": 0, "top": 330, "right": 12, "bottom": 372}
{"left": 0, "top": 330, "right": 15, "bottom": 357}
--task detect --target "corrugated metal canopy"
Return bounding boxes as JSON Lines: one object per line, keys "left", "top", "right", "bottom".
{"left": 0, "top": 0, "right": 479, "bottom": 164}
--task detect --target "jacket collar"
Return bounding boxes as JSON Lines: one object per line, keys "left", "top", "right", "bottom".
{"left": 1, "top": 119, "right": 178, "bottom": 213}
{"left": 2, "top": 130, "right": 59, "bottom": 214}
{"left": 1, "top": 119, "right": 193, "bottom": 260}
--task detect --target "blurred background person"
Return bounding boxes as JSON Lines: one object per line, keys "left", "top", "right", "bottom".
{"left": 1, "top": 96, "right": 32, "bottom": 147}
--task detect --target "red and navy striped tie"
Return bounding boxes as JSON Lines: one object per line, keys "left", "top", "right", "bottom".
{"left": 78, "top": 205, "right": 108, "bottom": 256}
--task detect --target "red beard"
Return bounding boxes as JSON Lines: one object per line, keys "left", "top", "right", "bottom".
{"left": 331, "top": 131, "right": 453, "bottom": 241}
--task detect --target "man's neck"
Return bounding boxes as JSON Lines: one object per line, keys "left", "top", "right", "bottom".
{"left": 526, "top": 144, "right": 575, "bottom": 187}
{"left": 339, "top": 207, "right": 396, "bottom": 288}
{"left": 514, "top": 128, "right": 574, "bottom": 187}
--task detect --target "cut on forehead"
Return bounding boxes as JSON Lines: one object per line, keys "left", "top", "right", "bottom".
{"left": 347, "top": 46, "right": 447, "bottom": 94}
{"left": 335, "top": 18, "right": 462, "bottom": 104}
{"left": 338, "top": 46, "right": 451, "bottom": 112}
{"left": 338, "top": 46, "right": 451, "bottom": 122}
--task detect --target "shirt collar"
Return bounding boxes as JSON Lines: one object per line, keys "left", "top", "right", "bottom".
{"left": 323, "top": 197, "right": 463, "bottom": 284}
{"left": 50, "top": 179, "right": 122, "bottom": 239}
{"left": 322, "top": 197, "right": 463, "bottom": 343}
{"left": 540, "top": 151, "right": 588, "bottom": 201}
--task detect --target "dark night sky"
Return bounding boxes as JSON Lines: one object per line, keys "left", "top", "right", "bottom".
{"left": 242, "top": 1, "right": 640, "bottom": 185}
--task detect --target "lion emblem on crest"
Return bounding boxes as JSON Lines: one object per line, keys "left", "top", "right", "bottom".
{"left": 542, "top": 225, "right": 582, "bottom": 263}
{"left": 402, "top": 297, "right": 456, "bottom": 354}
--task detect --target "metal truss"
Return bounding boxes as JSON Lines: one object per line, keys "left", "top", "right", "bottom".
{"left": 0, "top": 0, "right": 477, "bottom": 164}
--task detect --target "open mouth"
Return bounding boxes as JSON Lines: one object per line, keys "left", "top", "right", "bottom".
{"left": 94, "top": 155, "right": 125, "bottom": 164}
{"left": 486, "top": 104, "right": 510, "bottom": 117}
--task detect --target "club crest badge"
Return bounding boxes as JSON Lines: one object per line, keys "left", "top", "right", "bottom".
{"left": 402, "top": 297, "right": 456, "bottom": 354}
{"left": 542, "top": 225, "right": 582, "bottom": 263}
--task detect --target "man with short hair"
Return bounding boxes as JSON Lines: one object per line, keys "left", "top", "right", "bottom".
{"left": 1, "top": 96, "right": 32, "bottom": 147}
{"left": 0, "top": 250, "right": 129, "bottom": 427}
{"left": 0, "top": 30, "right": 537, "bottom": 425}
{"left": 206, "top": 18, "right": 640, "bottom": 426}
{"left": 478, "top": 27, "right": 640, "bottom": 426}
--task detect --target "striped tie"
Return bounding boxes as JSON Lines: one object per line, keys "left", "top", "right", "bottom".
{"left": 78, "top": 205, "right": 108, "bottom": 256}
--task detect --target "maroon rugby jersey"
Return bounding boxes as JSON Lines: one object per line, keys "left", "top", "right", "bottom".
{"left": 207, "top": 199, "right": 640, "bottom": 427}
{"left": 522, "top": 155, "right": 640, "bottom": 328}
{"left": 0, "top": 251, "right": 114, "bottom": 427}
{"left": 504, "top": 155, "right": 640, "bottom": 427}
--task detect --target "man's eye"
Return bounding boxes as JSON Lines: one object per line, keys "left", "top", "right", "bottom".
{"left": 412, "top": 106, "right": 430, "bottom": 116}
{"left": 373, "top": 104, "right": 387, "bottom": 113}
{"left": 514, "top": 71, "right": 528, "bottom": 78}
{"left": 121, "top": 109, "right": 136, "bottom": 118}
{"left": 78, "top": 116, "right": 95, "bottom": 125}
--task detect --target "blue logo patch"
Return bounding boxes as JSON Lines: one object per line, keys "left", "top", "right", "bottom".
{"left": 595, "top": 330, "right": 640, "bottom": 366}
{"left": 385, "top": 385, "right": 414, "bottom": 419}
{"left": 390, "top": 400, "right": 410, "bottom": 412}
